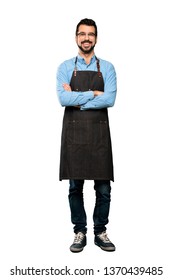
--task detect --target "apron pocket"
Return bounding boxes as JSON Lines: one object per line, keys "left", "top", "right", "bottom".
{"left": 99, "top": 120, "right": 109, "bottom": 147}
{"left": 67, "top": 120, "right": 90, "bottom": 145}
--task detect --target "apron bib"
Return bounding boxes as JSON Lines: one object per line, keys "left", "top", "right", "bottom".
{"left": 59, "top": 58, "right": 114, "bottom": 181}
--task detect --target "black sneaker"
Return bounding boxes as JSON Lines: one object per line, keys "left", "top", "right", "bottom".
{"left": 70, "top": 232, "right": 86, "bottom": 253}
{"left": 94, "top": 231, "right": 115, "bottom": 252}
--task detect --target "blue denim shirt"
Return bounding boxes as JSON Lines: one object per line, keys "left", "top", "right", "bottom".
{"left": 56, "top": 54, "right": 117, "bottom": 110}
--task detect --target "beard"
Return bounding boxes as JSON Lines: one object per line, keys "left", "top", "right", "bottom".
{"left": 78, "top": 40, "right": 96, "bottom": 54}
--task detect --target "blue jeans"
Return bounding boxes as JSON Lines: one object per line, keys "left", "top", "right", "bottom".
{"left": 69, "top": 180, "right": 111, "bottom": 235}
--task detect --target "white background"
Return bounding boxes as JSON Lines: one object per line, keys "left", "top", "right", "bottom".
{"left": 0, "top": 0, "right": 173, "bottom": 279}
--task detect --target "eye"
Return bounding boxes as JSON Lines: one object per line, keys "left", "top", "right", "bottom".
{"left": 77, "top": 32, "right": 85, "bottom": 37}
{"left": 88, "top": 33, "right": 95, "bottom": 37}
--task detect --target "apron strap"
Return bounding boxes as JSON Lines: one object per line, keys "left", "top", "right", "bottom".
{"left": 74, "top": 56, "right": 77, "bottom": 77}
{"left": 95, "top": 56, "right": 102, "bottom": 78}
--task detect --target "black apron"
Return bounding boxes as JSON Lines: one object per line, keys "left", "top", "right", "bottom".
{"left": 59, "top": 57, "right": 114, "bottom": 181}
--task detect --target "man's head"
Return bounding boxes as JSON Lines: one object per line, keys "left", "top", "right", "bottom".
{"left": 75, "top": 18, "right": 97, "bottom": 54}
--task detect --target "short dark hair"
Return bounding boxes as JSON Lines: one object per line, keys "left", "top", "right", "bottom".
{"left": 75, "top": 18, "right": 98, "bottom": 37}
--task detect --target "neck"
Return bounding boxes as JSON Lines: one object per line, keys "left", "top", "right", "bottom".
{"left": 78, "top": 50, "right": 95, "bottom": 64}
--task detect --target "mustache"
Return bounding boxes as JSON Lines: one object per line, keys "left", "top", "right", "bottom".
{"left": 81, "top": 40, "right": 92, "bottom": 44}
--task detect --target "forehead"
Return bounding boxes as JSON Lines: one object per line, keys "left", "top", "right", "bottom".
{"left": 78, "top": 24, "right": 95, "bottom": 33}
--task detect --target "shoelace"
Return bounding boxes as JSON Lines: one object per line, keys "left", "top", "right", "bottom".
{"left": 98, "top": 232, "right": 111, "bottom": 243}
{"left": 74, "top": 232, "right": 85, "bottom": 244}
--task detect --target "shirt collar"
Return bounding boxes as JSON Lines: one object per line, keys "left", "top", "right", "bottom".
{"left": 76, "top": 54, "right": 96, "bottom": 65}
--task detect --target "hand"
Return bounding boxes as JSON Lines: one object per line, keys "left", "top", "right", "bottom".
{"left": 63, "top": 83, "right": 72, "bottom": 92}
{"left": 93, "top": 90, "right": 104, "bottom": 96}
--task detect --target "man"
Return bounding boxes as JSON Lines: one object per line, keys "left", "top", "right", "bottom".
{"left": 56, "top": 18, "right": 117, "bottom": 252}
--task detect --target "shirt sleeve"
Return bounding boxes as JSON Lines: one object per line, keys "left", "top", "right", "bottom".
{"left": 80, "top": 63, "right": 117, "bottom": 110}
{"left": 56, "top": 62, "right": 94, "bottom": 107}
